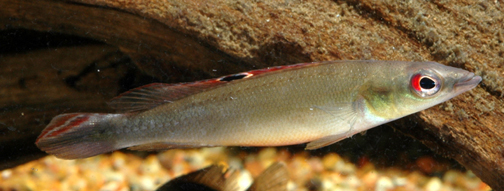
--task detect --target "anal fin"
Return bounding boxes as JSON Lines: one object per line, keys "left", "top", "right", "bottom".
{"left": 127, "top": 142, "right": 217, "bottom": 151}
{"left": 305, "top": 134, "right": 348, "bottom": 150}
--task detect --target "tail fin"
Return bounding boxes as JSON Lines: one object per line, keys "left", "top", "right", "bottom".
{"left": 35, "top": 113, "right": 123, "bottom": 159}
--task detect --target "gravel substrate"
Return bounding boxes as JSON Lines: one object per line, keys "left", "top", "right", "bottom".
{"left": 0, "top": 147, "right": 491, "bottom": 191}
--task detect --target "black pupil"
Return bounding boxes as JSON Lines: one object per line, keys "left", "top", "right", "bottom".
{"left": 420, "top": 77, "right": 436, "bottom": 89}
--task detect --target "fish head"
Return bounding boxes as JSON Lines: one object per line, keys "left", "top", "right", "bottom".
{"left": 392, "top": 61, "right": 481, "bottom": 116}
{"left": 360, "top": 61, "right": 481, "bottom": 120}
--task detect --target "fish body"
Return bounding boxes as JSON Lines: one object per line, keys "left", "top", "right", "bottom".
{"left": 36, "top": 61, "right": 481, "bottom": 159}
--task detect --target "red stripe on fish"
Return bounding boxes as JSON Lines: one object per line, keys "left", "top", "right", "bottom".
{"left": 47, "top": 115, "right": 90, "bottom": 137}
{"left": 244, "top": 62, "right": 319, "bottom": 76}
{"left": 217, "top": 62, "right": 318, "bottom": 82}
{"left": 36, "top": 113, "right": 121, "bottom": 159}
{"left": 36, "top": 114, "right": 89, "bottom": 142}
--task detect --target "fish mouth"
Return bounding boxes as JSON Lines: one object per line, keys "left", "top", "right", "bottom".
{"left": 454, "top": 72, "right": 482, "bottom": 91}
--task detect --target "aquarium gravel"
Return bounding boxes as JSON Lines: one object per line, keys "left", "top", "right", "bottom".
{"left": 0, "top": 147, "right": 491, "bottom": 191}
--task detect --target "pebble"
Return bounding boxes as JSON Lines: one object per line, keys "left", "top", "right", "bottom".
{"left": 287, "top": 181, "right": 297, "bottom": 191}
{"left": 375, "top": 176, "right": 394, "bottom": 191}
{"left": 362, "top": 171, "right": 378, "bottom": 188}
{"left": 322, "top": 153, "right": 342, "bottom": 170}
{"left": 321, "top": 172, "right": 342, "bottom": 189}
{"left": 237, "top": 169, "right": 253, "bottom": 191}
{"left": 290, "top": 154, "right": 314, "bottom": 185}
{"left": 258, "top": 147, "right": 277, "bottom": 162}
{"left": 245, "top": 160, "right": 264, "bottom": 177}
{"left": 112, "top": 152, "right": 126, "bottom": 169}
{"left": 416, "top": 156, "right": 436, "bottom": 174}
{"left": 465, "top": 176, "right": 484, "bottom": 190}
{"left": 1, "top": 169, "right": 12, "bottom": 179}
{"left": 442, "top": 170, "right": 458, "bottom": 184}
{"left": 100, "top": 181, "right": 123, "bottom": 191}
{"left": 308, "top": 157, "right": 324, "bottom": 173}
{"left": 139, "top": 176, "right": 156, "bottom": 190}
{"left": 228, "top": 156, "right": 245, "bottom": 170}
{"left": 185, "top": 150, "right": 206, "bottom": 168}
{"left": 344, "top": 175, "right": 361, "bottom": 188}
{"left": 392, "top": 176, "right": 407, "bottom": 186}
{"left": 142, "top": 156, "right": 161, "bottom": 174}
{"left": 424, "top": 177, "right": 442, "bottom": 191}
{"left": 104, "top": 171, "right": 125, "bottom": 182}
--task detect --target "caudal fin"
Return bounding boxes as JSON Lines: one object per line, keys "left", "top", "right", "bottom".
{"left": 36, "top": 113, "right": 123, "bottom": 159}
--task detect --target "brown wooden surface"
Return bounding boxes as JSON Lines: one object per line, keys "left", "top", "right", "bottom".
{"left": 0, "top": 0, "right": 503, "bottom": 189}
{"left": 0, "top": 44, "right": 127, "bottom": 168}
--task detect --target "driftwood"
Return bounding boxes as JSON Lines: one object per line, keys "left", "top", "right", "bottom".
{"left": 1, "top": 0, "right": 503, "bottom": 189}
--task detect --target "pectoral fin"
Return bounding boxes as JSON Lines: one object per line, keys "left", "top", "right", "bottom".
{"left": 313, "top": 104, "right": 359, "bottom": 128}
{"left": 313, "top": 96, "right": 366, "bottom": 129}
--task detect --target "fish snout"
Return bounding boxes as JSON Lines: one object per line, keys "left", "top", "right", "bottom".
{"left": 454, "top": 72, "right": 482, "bottom": 91}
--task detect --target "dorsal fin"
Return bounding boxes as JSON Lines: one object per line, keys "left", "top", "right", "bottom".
{"left": 247, "top": 162, "right": 289, "bottom": 191}
{"left": 156, "top": 165, "right": 240, "bottom": 191}
{"left": 108, "top": 62, "right": 320, "bottom": 113}
{"left": 108, "top": 81, "right": 226, "bottom": 112}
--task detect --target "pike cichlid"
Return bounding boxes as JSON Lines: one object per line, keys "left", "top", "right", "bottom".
{"left": 36, "top": 61, "right": 482, "bottom": 159}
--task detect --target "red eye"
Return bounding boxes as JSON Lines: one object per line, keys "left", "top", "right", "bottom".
{"left": 411, "top": 74, "right": 422, "bottom": 92}
{"left": 411, "top": 73, "right": 441, "bottom": 97}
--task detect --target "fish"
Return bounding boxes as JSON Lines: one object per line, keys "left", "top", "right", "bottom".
{"left": 35, "top": 60, "right": 482, "bottom": 159}
{"left": 156, "top": 162, "right": 289, "bottom": 191}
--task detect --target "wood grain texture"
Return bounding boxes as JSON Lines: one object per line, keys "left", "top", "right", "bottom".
{"left": 0, "top": 0, "right": 503, "bottom": 189}
{"left": 0, "top": 45, "right": 130, "bottom": 169}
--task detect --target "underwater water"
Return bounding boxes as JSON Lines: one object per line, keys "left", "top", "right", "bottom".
{"left": 0, "top": 34, "right": 490, "bottom": 191}
{"left": 0, "top": 0, "right": 504, "bottom": 191}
